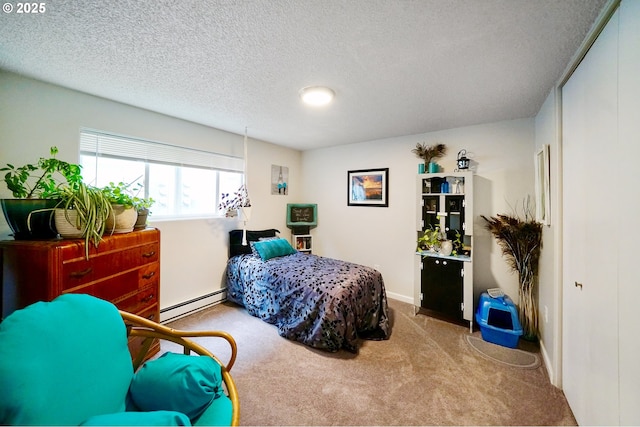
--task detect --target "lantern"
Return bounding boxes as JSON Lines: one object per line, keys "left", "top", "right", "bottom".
{"left": 456, "top": 150, "right": 470, "bottom": 170}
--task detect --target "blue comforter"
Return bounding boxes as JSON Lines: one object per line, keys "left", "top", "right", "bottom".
{"left": 226, "top": 252, "right": 390, "bottom": 352}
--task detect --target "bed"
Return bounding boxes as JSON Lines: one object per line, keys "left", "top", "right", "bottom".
{"left": 225, "top": 229, "right": 390, "bottom": 352}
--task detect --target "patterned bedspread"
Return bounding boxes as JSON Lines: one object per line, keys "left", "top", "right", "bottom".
{"left": 226, "top": 252, "right": 390, "bottom": 352}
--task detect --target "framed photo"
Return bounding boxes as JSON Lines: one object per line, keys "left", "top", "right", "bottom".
{"left": 347, "top": 168, "right": 389, "bottom": 207}
{"left": 534, "top": 144, "right": 550, "bottom": 225}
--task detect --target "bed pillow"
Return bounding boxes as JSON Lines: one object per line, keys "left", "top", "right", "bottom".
{"left": 229, "top": 229, "right": 279, "bottom": 257}
{"left": 252, "top": 238, "right": 297, "bottom": 261}
{"left": 250, "top": 236, "right": 280, "bottom": 256}
{"left": 128, "top": 353, "right": 222, "bottom": 421}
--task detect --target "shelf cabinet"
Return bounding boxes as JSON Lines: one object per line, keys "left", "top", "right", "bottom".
{"left": 414, "top": 172, "right": 474, "bottom": 329}
{"left": 0, "top": 228, "right": 161, "bottom": 360}
{"left": 292, "top": 234, "right": 312, "bottom": 254}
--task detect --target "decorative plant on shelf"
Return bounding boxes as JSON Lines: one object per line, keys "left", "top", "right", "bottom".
{"left": 411, "top": 142, "right": 447, "bottom": 171}
{"left": 416, "top": 225, "right": 442, "bottom": 252}
{"left": 482, "top": 198, "right": 543, "bottom": 341}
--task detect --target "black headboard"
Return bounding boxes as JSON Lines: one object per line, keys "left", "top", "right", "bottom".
{"left": 229, "top": 229, "right": 280, "bottom": 258}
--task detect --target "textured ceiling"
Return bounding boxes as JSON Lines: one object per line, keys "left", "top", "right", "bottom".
{"left": 0, "top": 0, "right": 607, "bottom": 150}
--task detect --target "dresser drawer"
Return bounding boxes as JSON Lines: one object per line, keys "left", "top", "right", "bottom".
{"left": 116, "top": 284, "right": 158, "bottom": 315}
{"left": 60, "top": 242, "right": 159, "bottom": 290}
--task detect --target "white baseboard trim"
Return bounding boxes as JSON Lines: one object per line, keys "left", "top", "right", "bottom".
{"left": 160, "top": 290, "right": 227, "bottom": 323}
{"left": 539, "top": 338, "right": 555, "bottom": 385}
{"left": 386, "top": 291, "right": 413, "bottom": 304}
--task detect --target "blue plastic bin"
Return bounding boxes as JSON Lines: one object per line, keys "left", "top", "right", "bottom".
{"left": 475, "top": 292, "right": 523, "bottom": 348}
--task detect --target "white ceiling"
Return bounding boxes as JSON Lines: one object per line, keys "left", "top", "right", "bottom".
{"left": 0, "top": 0, "right": 607, "bottom": 151}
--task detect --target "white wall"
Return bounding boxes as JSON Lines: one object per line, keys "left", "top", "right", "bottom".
{"left": 534, "top": 88, "right": 562, "bottom": 386}
{"left": 300, "top": 118, "right": 535, "bottom": 304}
{"left": 0, "top": 70, "right": 302, "bottom": 319}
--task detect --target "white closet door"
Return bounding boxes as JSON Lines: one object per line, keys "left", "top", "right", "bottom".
{"left": 562, "top": 8, "right": 619, "bottom": 426}
{"left": 617, "top": 1, "right": 640, "bottom": 423}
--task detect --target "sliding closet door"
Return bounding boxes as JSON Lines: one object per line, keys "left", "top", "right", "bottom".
{"left": 561, "top": 8, "right": 619, "bottom": 426}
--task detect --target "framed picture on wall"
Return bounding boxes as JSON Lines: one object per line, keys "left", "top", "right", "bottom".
{"left": 535, "top": 144, "right": 550, "bottom": 225}
{"left": 347, "top": 168, "right": 389, "bottom": 207}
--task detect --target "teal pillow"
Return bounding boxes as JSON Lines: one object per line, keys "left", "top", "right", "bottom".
{"left": 0, "top": 294, "right": 133, "bottom": 426}
{"left": 129, "top": 353, "right": 222, "bottom": 421}
{"left": 252, "top": 238, "right": 297, "bottom": 260}
{"left": 81, "top": 410, "right": 191, "bottom": 426}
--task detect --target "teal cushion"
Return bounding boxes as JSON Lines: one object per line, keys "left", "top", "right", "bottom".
{"left": 129, "top": 353, "right": 223, "bottom": 421}
{"left": 81, "top": 410, "right": 192, "bottom": 426}
{"left": 193, "top": 395, "right": 233, "bottom": 426}
{"left": 252, "top": 238, "right": 297, "bottom": 260}
{"left": 0, "top": 294, "right": 133, "bottom": 426}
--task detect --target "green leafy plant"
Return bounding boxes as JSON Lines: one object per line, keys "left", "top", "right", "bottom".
{"left": 1, "top": 146, "right": 83, "bottom": 198}
{"left": 101, "top": 181, "right": 137, "bottom": 208}
{"left": 102, "top": 180, "right": 155, "bottom": 211}
{"left": 417, "top": 225, "right": 441, "bottom": 252}
{"left": 452, "top": 230, "right": 463, "bottom": 256}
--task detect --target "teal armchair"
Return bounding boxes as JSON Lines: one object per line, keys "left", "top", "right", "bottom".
{"left": 0, "top": 294, "right": 239, "bottom": 426}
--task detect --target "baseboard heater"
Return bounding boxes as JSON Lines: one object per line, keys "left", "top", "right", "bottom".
{"left": 160, "top": 289, "right": 227, "bottom": 323}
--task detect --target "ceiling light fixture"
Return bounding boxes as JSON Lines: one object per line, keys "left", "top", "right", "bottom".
{"left": 299, "top": 86, "right": 335, "bottom": 107}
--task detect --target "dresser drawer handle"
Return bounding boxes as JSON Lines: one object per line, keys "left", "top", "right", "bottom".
{"left": 141, "top": 294, "right": 155, "bottom": 303}
{"left": 142, "top": 251, "right": 156, "bottom": 258}
{"left": 69, "top": 268, "right": 93, "bottom": 278}
{"left": 142, "top": 271, "right": 156, "bottom": 279}
{"left": 146, "top": 313, "right": 156, "bottom": 321}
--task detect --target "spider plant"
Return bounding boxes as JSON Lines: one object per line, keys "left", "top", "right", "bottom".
{"left": 56, "top": 182, "right": 113, "bottom": 259}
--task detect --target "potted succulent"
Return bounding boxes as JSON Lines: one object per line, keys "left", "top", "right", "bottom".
{"left": 54, "top": 182, "right": 113, "bottom": 259}
{"left": 1, "top": 147, "right": 83, "bottom": 239}
{"left": 101, "top": 181, "right": 139, "bottom": 233}
{"left": 133, "top": 195, "right": 155, "bottom": 230}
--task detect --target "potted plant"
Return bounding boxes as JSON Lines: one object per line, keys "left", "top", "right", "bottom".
{"left": 416, "top": 226, "right": 442, "bottom": 252}
{"left": 133, "top": 195, "right": 155, "bottom": 230}
{"left": 1, "top": 147, "right": 83, "bottom": 239}
{"left": 101, "top": 181, "right": 139, "bottom": 233}
{"left": 482, "top": 199, "right": 543, "bottom": 341}
{"left": 54, "top": 181, "right": 113, "bottom": 259}
{"left": 411, "top": 142, "right": 447, "bottom": 173}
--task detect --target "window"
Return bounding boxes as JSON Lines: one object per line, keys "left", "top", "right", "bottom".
{"left": 80, "top": 129, "right": 244, "bottom": 219}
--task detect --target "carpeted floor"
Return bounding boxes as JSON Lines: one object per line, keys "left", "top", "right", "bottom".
{"left": 165, "top": 298, "right": 577, "bottom": 426}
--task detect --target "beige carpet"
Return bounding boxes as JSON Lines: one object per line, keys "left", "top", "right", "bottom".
{"left": 165, "top": 298, "right": 576, "bottom": 426}
{"left": 466, "top": 335, "right": 541, "bottom": 369}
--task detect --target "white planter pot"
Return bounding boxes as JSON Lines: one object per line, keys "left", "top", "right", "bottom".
{"left": 54, "top": 208, "right": 84, "bottom": 239}
{"left": 105, "top": 204, "right": 137, "bottom": 234}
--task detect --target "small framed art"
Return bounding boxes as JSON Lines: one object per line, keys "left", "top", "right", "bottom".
{"left": 347, "top": 168, "right": 389, "bottom": 207}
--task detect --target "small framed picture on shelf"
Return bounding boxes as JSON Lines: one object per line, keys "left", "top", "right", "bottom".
{"left": 347, "top": 168, "right": 389, "bottom": 207}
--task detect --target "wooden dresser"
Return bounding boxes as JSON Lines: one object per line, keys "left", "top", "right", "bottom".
{"left": 0, "top": 228, "right": 160, "bottom": 359}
